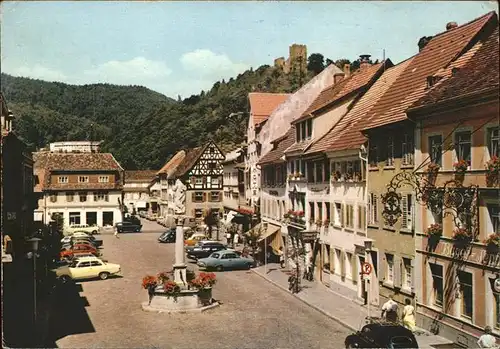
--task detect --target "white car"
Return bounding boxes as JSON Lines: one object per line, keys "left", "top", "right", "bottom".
{"left": 64, "top": 224, "right": 100, "bottom": 236}
{"left": 61, "top": 232, "right": 90, "bottom": 243}
{"left": 54, "top": 256, "right": 121, "bottom": 281}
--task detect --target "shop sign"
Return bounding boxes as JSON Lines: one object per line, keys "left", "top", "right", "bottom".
{"left": 494, "top": 278, "right": 500, "bottom": 293}
{"left": 429, "top": 239, "right": 493, "bottom": 265}
{"left": 301, "top": 232, "right": 318, "bottom": 241}
{"left": 269, "top": 190, "right": 279, "bottom": 196}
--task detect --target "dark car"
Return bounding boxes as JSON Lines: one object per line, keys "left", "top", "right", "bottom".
{"left": 344, "top": 323, "right": 418, "bottom": 348}
{"left": 124, "top": 215, "right": 141, "bottom": 226}
{"left": 158, "top": 229, "right": 176, "bottom": 243}
{"left": 115, "top": 221, "right": 142, "bottom": 233}
{"left": 187, "top": 242, "right": 226, "bottom": 260}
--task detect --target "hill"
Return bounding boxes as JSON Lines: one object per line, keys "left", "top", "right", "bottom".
{"left": 1, "top": 54, "right": 362, "bottom": 169}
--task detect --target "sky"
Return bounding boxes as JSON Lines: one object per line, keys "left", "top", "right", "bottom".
{"left": 1, "top": 1, "right": 497, "bottom": 99}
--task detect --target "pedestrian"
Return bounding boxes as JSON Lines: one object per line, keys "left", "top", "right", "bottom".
{"left": 114, "top": 228, "right": 119, "bottom": 239}
{"left": 477, "top": 326, "right": 498, "bottom": 348}
{"left": 279, "top": 246, "right": 285, "bottom": 268}
{"left": 226, "top": 232, "right": 232, "bottom": 247}
{"left": 381, "top": 295, "right": 398, "bottom": 323}
{"left": 233, "top": 232, "right": 239, "bottom": 246}
{"left": 402, "top": 298, "right": 416, "bottom": 332}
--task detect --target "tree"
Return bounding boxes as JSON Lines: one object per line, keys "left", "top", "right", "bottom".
{"left": 307, "top": 53, "right": 325, "bottom": 75}
{"left": 325, "top": 58, "right": 334, "bottom": 67}
{"left": 244, "top": 224, "right": 264, "bottom": 264}
{"left": 334, "top": 58, "right": 351, "bottom": 71}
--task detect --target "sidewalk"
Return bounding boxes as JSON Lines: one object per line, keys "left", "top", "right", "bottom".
{"left": 252, "top": 263, "right": 454, "bottom": 349}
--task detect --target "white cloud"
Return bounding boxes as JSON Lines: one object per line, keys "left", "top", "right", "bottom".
{"left": 7, "top": 64, "right": 68, "bottom": 82}
{"left": 180, "top": 49, "right": 249, "bottom": 79}
{"left": 82, "top": 57, "right": 172, "bottom": 85}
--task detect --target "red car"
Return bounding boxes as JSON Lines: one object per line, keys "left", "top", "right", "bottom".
{"left": 60, "top": 243, "right": 99, "bottom": 259}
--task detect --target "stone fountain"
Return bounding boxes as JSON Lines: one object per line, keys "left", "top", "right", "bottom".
{"left": 141, "top": 213, "right": 220, "bottom": 313}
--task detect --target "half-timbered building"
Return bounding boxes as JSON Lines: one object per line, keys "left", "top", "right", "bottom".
{"left": 168, "top": 141, "right": 225, "bottom": 223}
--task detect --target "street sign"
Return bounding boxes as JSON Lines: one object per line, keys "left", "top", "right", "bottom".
{"left": 361, "top": 262, "right": 372, "bottom": 275}
{"left": 494, "top": 278, "right": 500, "bottom": 293}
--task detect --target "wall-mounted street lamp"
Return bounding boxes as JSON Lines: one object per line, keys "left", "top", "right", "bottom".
{"left": 27, "top": 237, "right": 41, "bottom": 328}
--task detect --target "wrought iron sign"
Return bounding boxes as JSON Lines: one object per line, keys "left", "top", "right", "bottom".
{"left": 382, "top": 170, "right": 479, "bottom": 238}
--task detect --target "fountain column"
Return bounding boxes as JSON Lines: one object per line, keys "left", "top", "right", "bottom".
{"left": 173, "top": 216, "right": 187, "bottom": 285}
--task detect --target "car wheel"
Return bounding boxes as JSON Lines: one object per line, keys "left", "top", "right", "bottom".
{"left": 60, "top": 275, "right": 71, "bottom": 283}
{"left": 345, "top": 342, "right": 358, "bottom": 348}
{"left": 99, "top": 272, "right": 110, "bottom": 280}
{"left": 246, "top": 263, "right": 252, "bottom": 270}
{"left": 92, "top": 230, "right": 97, "bottom": 235}
{"left": 216, "top": 265, "right": 224, "bottom": 272}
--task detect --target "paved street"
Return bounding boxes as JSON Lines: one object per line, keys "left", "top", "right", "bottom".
{"left": 49, "top": 220, "right": 350, "bottom": 349}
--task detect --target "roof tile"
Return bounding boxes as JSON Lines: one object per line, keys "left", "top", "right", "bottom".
{"left": 156, "top": 150, "right": 186, "bottom": 176}
{"left": 124, "top": 170, "right": 157, "bottom": 182}
{"left": 249, "top": 92, "right": 291, "bottom": 126}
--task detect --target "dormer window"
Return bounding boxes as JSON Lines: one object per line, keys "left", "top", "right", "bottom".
{"left": 426, "top": 75, "right": 442, "bottom": 88}
{"left": 296, "top": 119, "right": 313, "bottom": 142}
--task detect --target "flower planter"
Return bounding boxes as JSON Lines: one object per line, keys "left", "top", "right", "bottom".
{"left": 486, "top": 172, "right": 499, "bottom": 187}
{"left": 197, "top": 287, "right": 213, "bottom": 306}
{"left": 453, "top": 237, "right": 471, "bottom": 249}
{"left": 428, "top": 233, "right": 441, "bottom": 246}
{"left": 486, "top": 243, "right": 499, "bottom": 254}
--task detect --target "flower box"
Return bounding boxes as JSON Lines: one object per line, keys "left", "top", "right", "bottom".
{"left": 452, "top": 227, "right": 472, "bottom": 248}
{"left": 453, "top": 159, "right": 469, "bottom": 173}
{"left": 426, "top": 224, "right": 442, "bottom": 248}
{"left": 427, "top": 163, "right": 440, "bottom": 173}
{"left": 484, "top": 233, "right": 499, "bottom": 254}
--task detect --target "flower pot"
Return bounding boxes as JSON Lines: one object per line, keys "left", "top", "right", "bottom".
{"left": 486, "top": 243, "right": 499, "bottom": 254}
{"left": 428, "top": 233, "right": 441, "bottom": 246}
{"left": 486, "top": 172, "right": 499, "bottom": 187}
{"left": 453, "top": 237, "right": 471, "bottom": 249}
{"left": 198, "top": 287, "right": 212, "bottom": 306}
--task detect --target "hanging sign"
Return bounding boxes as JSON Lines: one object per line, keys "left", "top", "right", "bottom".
{"left": 494, "top": 278, "right": 500, "bottom": 293}
{"left": 361, "top": 262, "right": 373, "bottom": 275}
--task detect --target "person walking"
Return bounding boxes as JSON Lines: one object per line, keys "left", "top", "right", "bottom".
{"left": 381, "top": 295, "right": 398, "bottom": 323}
{"left": 477, "top": 326, "right": 498, "bottom": 348}
{"left": 402, "top": 298, "right": 416, "bottom": 331}
{"left": 114, "top": 228, "right": 120, "bottom": 239}
{"left": 279, "top": 246, "right": 285, "bottom": 268}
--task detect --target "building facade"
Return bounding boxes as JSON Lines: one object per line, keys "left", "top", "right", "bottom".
{"left": 407, "top": 20, "right": 499, "bottom": 346}
{"left": 123, "top": 170, "right": 156, "bottom": 214}
{"left": 222, "top": 147, "right": 246, "bottom": 213}
{"left": 155, "top": 150, "right": 186, "bottom": 218}
{"left": 34, "top": 150, "right": 124, "bottom": 228}
{"left": 48, "top": 140, "right": 102, "bottom": 153}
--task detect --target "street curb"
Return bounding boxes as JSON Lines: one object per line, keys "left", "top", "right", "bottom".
{"left": 251, "top": 269, "right": 357, "bottom": 332}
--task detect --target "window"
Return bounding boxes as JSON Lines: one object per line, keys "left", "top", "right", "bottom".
{"left": 386, "top": 254, "right": 394, "bottom": 284}
{"left": 90, "top": 261, "right": 103, "bottom": 266}
{"left": 458, "top": 271, "right": 473, "bottom": 319}
{"left": 58, "top": 176, "right": 68, "bottom": 184}
{"left": 334, "top": 249, "right": 342, "bottom": 275}
{"left": 307, "top": 161, "right": 314, "bottom": 183}
{"left": 488, "top": 127, "right": 499, "bottom": 158}
{"left": 490, "top": 278, "right": 500, "bottom": 329}
{"left": 334, "top": 203, "right": 342, "bottom": 226}
{"left": 66, "top": 192, "right": 74, "bottom": 202}
{"left": 98, "top": 176, "right": 109, "bottom": 183}
{"left": 194, "top": 192, "right": 204, "bottom": 202}
{"left": 346, "top": 205, "right": 354, "bottom": 229}
{"left": 455, "top": 131, "right": 471, "bottom": 165}
{"left": 326, "top": 203, "right": 331, "bottom": 222}
{"left": 369, "top": 194, "right": 378, "bottom": 224}
{"left": 402, "top": 258, "right": 412, "bottom": 290}
{"left": 77, "top": 261, "right": 91, "bottom": 268}
{"left": 297, "top": 120, "right": 313, "bottom": 142}
{"left": 401, "top": 194, "right": 413, "bottom": 230}
{"left": 210, "top": 191, "right": 220, "bottom": 202}
{"left": 78, "top": 176, "right": 89, "bottom": 183}
{"left": 289, "top": 161, "right": 295, "bottom": 175}
{"left": 79, "top": 192, "right": 87, "bottom": 202}
{"left": 306, "top": 119, "right": 312, "bottom": 139}
{"left": 430, "top": 263, "right": 444, "bottom": 306}
{"left": 93, "top": 192, "right": 109, "bottom": 202}
{"left": 194, "top": 209, "right": 203, "bottom": 219}
{"left": 488, "top": 204, "right": 500, "bottom": 233}
{"left": 401, "top": 133, "right": 414, "bottom": 165}
{"left": 211, "top": 177, "right": 219, "bottom": 186}
{"left": 309, "top": 202, "right": 315, "bottom": 222}
{"left": 317, "top": 202, "right": 323, "bottom": 221}
{"left": 50, "top": 193, "right": 58, "bottom": 203}
{"left": 69, "top": 212, "right": 81, "bottom": 225}
{"left": 195, "top": 177, "right": 203, "bottom": 185}
{"left": 369, "top": 142, "right": 379, "bottom": 167}
{"left": 315, "top": 161, "right": 324, "bottom": 182}
{"left": 386, "top": 136, "right": 394, "bottom": 166}
{"left": 429, "top": 135, "right": 443, "bottom": 166}
{"left": 358, "top": 205, "right": 366, "bottom": 230}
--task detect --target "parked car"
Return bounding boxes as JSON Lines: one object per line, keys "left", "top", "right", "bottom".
{"left": 124, "top": 215, "right": 141, "bottom": 226}
{"left": 344, "top": 322, "right": 419, "bottom": 348}
{"left": 197, "top": 250, "right": 254, "bottom": 271}
{"left": 60, "top": 243, "right": 100, "bottom": 260}
{"left": 184, "top": 232, "right": 208, "bottom": 247}
{"left": 54, "top": 256, "right": 121, "bottom": 281}
{"left": 61, "top": 234, "right": 102, "bottom": 247}
{"left": 158, "top": 229, "right": 176, "bottom": 243}
{"left": 187, "top": 242, "right": 226, "bottom": 260}
{"left": 115, "top": 221, "right": 142, "bottom": 233}
{"left": 64, "top": 224, "right": 100, "bottom": 236}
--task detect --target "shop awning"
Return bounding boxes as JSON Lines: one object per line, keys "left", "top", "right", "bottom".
{"left": 258, "top": 223, "right": 281, "bottom": 242}
{"left": 136, "top": 201, "right": 147, "bottom": 209}
{"left": 258, "top": 223, "right": 283, "bottom": 254}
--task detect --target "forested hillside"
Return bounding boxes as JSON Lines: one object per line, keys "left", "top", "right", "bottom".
{"left": 1, "top": 54, "right": 362, "bottom": 169}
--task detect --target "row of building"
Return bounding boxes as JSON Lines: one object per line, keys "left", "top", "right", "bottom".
{"left": 217, "top": 12, "right": 498, "bottom": 347}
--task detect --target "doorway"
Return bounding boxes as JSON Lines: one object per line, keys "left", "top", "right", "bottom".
{"left": 86, "top": 212, "right": 97, "bottom": 226}
{"left": 102, "top": 211, "right": 114, "bottom": 226}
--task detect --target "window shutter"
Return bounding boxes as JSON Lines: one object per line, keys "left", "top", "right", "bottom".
{"left": 352, "top": 256, "right": 358, "bottom": 284}
{"left": 394, "top": 256, "right": 402, "bottom": 288}
{"left": 380, "top": 253, "right": 387, "bottom": 283}
{"left": 190, "top": 177, "right": 195, "bottom": 186}
{"left": 207, "top": 192, "right": 211, "bottom": 202}
{"left": 341, "top": 204, "right": 345, "bottom": 227}
{"left": 401, "top": 195, "right": 408, "bottom": 229}
{"left": 202, "top": 192, "right": 207, "bottom": 202}
{"left": 191, "top": 192, "right": 196, "bottom": 201}
{"left": 407, "top": 195, "right": 413, "bottom": 230}
{"left": 373, "top": 194, "right": 378, "bottom": 223}
{"left": 340, "top": 251, "right": 346, "bottom": 277}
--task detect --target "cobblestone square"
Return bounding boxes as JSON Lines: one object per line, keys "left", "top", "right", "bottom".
{"left": 49, "top": 222, "right": 350, "bottom": 348}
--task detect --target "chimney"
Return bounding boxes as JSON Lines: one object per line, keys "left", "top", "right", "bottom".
{"left": 334, "top": 72, "right": 345, "bottom": 84}
{"left": 343, "top": 64, "right": 351, "bottom": 78}
{"left": 418, "top": 36, "right": 433, "bottom": 52}
{"left": 446, "top": 22, "right": 458, "bottom": 30}
{"left": 359, "top": 54, "right": 371, "bottom": 71}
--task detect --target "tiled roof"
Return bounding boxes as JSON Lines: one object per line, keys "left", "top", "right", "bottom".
{"left": 249, "top": 93, "right": 291, "bottom": 126}
{"left": 124, "top": 170, "right": 157, "bottom": 182}
{"left": 362, "top": 11, "right": 496, "bottom": 131}
{"left": 258, "top": 126, "right": 295, "bottom": 165}
{"left": 170, "top": 146, "right": 205, "bottom": 178}
{"left": 410, "top": 26, "right": 499, "bottom": 110}
{"left": 37, "top": 152, "right": 124, "bottom": 171}
{"left": 307, "top": 58, "right": 414, "bottom": 154}
{"left": 297, "top": 62, "right": 387, "bottom": 122}
{"left": 156, "top": 150, "right": 186, "bottom": 176}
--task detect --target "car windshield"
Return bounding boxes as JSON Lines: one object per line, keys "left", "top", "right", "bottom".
{"left": 210, "top": 253, "right": 220, "bottom": 259}
{"left": 390, "top": 336, "right": 416, "bottom": 348}
{"left": 69, "top": 261, "right": 78, "bottom": 267}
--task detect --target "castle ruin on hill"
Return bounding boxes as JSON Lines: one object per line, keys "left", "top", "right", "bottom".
{"left": 274, "top": 44, "right": 307, "bottom": 75}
